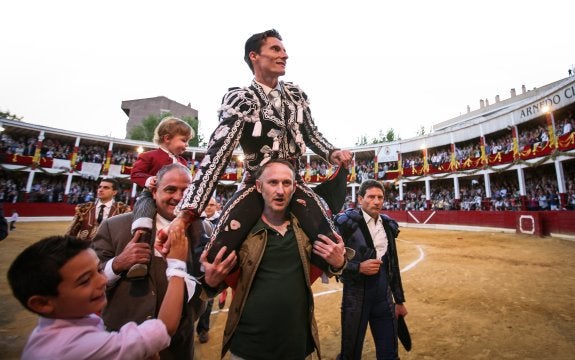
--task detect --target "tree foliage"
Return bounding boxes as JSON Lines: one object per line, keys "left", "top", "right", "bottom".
{"left": 384, "top": 128, "right": 397, "bottom": 142}
{"left": 127, "top": 113, "right": 201, "bottom": 146}
{"left": 355, "top": 128, "right": 400, "bottom": 146}
{"left": 0, "top": 110, "right": 23, "bottom": 121}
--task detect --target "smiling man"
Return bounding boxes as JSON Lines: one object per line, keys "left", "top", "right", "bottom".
{"left": 92, "top": 163, "right": 199, "bottom": 359}
{"left": 164, "top": 29, "right": 352, "bottom": 278}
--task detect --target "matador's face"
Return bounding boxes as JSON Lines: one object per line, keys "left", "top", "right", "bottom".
{"left": 251, "top": 36, "right": 288, "bottom": 80}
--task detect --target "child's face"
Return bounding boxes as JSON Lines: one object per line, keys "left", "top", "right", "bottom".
{"left": 50, "top": 249, "right": 107, "bottom": 318}
{"left": 164, "top": 134, "right": 190, "bottom": 156}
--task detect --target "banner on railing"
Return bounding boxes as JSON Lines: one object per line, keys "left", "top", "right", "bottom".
{"left": 81, "top": 162, "right": 102, "bottom": 180}
{"left": 108, "top": 164, "right": 123, "bottom": 177}
{"left": 52, "top": 158, "right": 71, "bottom": 171}
{"left": 377, "top": 144, "right": 400, "bottom": 163}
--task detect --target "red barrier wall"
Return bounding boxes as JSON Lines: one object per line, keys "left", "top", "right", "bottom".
{"left": 515, "top": 213, "right": 542, "bottom": 236}
{"left": 2, "top": 203, "right": 76, "bottom": 217}
{"left": 1, "top": 203, "right": 574, "bottom": 237}
{"left": 384, "top": 210, "right": 575, "bottom": 237}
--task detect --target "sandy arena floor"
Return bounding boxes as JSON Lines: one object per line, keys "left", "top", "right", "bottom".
{"left": 1, "top": 222, "right": 574, "bottom": 359}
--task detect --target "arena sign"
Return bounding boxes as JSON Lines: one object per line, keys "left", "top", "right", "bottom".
{"left": 518, "top": 82, "right": 575, "bottom": 121}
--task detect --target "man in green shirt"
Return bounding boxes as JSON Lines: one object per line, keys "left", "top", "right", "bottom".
{"left": 201, "top": 159, "right": 347, "bottom": 359}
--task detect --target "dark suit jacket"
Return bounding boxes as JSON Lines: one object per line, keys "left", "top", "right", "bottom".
{"left": 335, "top": 208, "right": 406, "bottom": 359}
{"left": 335, "top": 208, "right": 405, "bottom": 303}
{"left": 92, "top": 212, "right": 198, "bottom": 360}
{"left": 130, "top": 148, "right": 188, "bottom": 188}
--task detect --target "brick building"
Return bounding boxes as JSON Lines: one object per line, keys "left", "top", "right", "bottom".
{"left": 121, "top": 96, "right": 198, "bottom": 137}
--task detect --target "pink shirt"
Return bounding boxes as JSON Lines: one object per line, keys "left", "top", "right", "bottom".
{"left": 22, "top": 314, "right": 170, "bottom": 360}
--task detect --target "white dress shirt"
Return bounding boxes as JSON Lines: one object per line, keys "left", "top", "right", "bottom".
{"left": 362, "top": 210, "right": 388, "bottom": 259}
{"left": 95, "top": 199, "right": 115, "bottom": 221}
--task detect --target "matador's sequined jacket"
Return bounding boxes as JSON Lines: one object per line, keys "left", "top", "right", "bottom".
{"left": 177, "top": 80, "right": 337, "bottom": 216}
{"left": 65, "top": 201, "right": 131, "bottom": 241}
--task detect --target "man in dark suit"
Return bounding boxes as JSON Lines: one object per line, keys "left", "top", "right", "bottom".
{"left": 193, "top": 197, "right": 220, "bottom": 344}
{"left": 92, "top": 164, "right": 198, "bottom": 359}
{"left": 335, "top": 180, "right": 408, "bottom": 360}
{"left": 66, "top": 177, "right": 130, "bottom": 241}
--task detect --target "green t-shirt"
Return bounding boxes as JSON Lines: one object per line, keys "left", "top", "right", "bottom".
{"left": 230, "top": 220, "right": 314, "bottom": 359}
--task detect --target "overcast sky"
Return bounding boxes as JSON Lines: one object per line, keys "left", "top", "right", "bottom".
{"left": 2, "top": 0, "right": 574, "bottom": 147}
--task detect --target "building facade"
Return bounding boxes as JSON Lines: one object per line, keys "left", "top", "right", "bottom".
{"left": 121, "top": 96, "right": 199, "bottom": 136}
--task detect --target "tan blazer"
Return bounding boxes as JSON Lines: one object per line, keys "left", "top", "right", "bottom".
{"left": 92, "top": 213, "right": 201, "bottom": 360}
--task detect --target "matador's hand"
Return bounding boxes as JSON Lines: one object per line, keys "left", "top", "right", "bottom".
{"left": 156, "top": 214, "right": 192, "bottom": 256}
{"left": 313, "top": 233, "right": 345, "bottom": 269}
{"left": 330, "top": 150, "right": 352, "bottom": 168}
{"left": 200, "top": 246, "right": 237, "bottom": 288}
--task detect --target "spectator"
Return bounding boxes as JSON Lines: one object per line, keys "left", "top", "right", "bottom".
{"left": 9, "top": 211, "right": 18, "bottom": 231}
{"left": 335, "top": 180, "right": 407, "bottom": 359}
{"left": 65, "top": 178, "right": 130, "bottom": 241}
{"left": 92, "top": 163, "right": 199, "bottom": 359}
{"left": 194, "top": 197, "right": 221, "bottom": 344}
{"left": 7, "top": 231, "right": 189, "bottom": 360}
{"left": 200, "top": 159, "right": 347, "bottom": 359}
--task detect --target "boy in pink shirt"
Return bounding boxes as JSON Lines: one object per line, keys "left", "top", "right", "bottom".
{"left": 7, "top": 229, "right": 193, "bottom": 360}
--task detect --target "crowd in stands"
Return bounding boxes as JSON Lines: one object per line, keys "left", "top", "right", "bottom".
{"left": 339, "top": 165, "right": 575, "bottom": 212}
{"left": 7, "top": 164, "right": 571, "bottom": 211}
{"left": 1, "top": 134, "right": 143, "bottom": 167}
{"left": 2, "top": 111, "right": 574, "bottom": 211}
{"left": 350, "top": 159, "right": 399, "bottom": 183}
{"left": 399, "top": 113, "right": 575, "bottom": 170}
{"left": 0, "top": 173, "right": 133, "bottom": 205}
{"left": 0, "top": 167, "right": 242, "bottom": 209}
{"left": 4, "top": 149, "right": 574, "bottom": 212}
{"left": 280, "top": 117, "right": 570, "bottom": 177}
{"left": 1, "top": 135, "right": 39, "bottom": 157}
{"left": 0, "top": 177, "right": 21, "bottom": 203}
{"left": 3, "top": 110, "right": 572, "bottom": 185}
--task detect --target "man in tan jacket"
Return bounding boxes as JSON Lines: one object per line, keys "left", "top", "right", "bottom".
{"left": 201, "top": 159, "right": 347, "bottom": 359}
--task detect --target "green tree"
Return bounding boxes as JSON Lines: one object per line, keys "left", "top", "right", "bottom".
{"left": 0, "top": 110, "right": 23, "bottom": 121}
{"left": 128, "top": 113, "right": 201, "bottom": 146}
{"left": 385, "top": 128, "right": 398, "bottom": 142}
{"left": 355, "top": 128, "right": 399, "bottom": 146}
